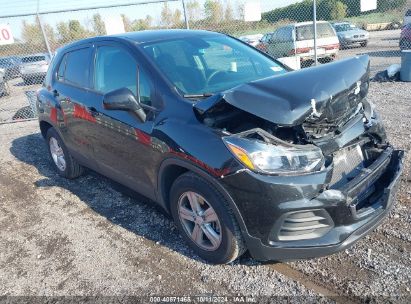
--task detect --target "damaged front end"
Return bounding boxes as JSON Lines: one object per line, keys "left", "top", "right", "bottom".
{"left": 193, "top": 55, "right": 404, "bottom": 260}
{"left": 194, "top": 55, "right": 392, "bottom": 185}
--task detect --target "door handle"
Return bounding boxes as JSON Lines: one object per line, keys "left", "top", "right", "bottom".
{"left": 87, "top": 106, "right": 99, "bottom": 117}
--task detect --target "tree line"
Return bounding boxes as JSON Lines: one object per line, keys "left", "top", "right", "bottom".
{"left": 262, "top": 0, "right": 407, "bottom": 23}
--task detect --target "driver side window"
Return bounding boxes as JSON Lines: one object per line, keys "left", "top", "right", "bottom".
{"left": 94, "top": 46, "right": 152, "bottom": 106}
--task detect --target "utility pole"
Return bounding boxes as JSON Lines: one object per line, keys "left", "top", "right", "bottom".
{"left": 313, "top": 0, "right": 318, "bottom": 66}
{"left": 36, "top": 0, "right": 52, "bottom": 57}
{"left": 182, "top": 0, "right": 189, "bottom": 29}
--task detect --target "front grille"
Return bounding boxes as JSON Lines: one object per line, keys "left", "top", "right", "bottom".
{"left": 273, "top": 209, "right": 334, "bottom": 241}
{"left": 330, "top": 144, "right": 365, "bottom": 188}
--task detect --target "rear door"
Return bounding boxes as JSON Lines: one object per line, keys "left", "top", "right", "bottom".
{"left": 86, "top": 42, "right": 158, "bottom": 199}
{"left": 53, "top": 46, "right": 96, "bottom": 164}
{"left": 276, "top": 26, "right": 295, "bottom": 57}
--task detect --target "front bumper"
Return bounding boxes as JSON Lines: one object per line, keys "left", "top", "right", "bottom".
{"left": 220, "top": 148, "right": 404, "bottom": 261}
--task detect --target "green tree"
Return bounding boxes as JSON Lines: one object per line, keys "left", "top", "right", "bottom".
{"left": 172, "top": 9, "right": 183, "bottom": 27}
{"left": 121, "top": 14, "right": 132, "bottom": 32}
{"left": 330, "top": 1, "right": 347, "bottom": 20}
{"left": 186, "top": 0, "right": 201, "bottom": 21}
{"left": 160, "top": 1, "right": 173, "bottom": 28}
{"left": 57, "top": 20, "right": 90, "bottom": 43}
{"left": 340, "top": 0, "right": 406, "bottom": 17}
{"left": 56, "top": 21, "right": 70, "bottom": 43}
{"left": 21, "top": 17, "right": 55, "bottom": 50}
{"left": 68, "top": 20, "right": 89, "bottom": 40}
{"left": 318, "top": 0, "right": 347, "bottom": 20}
{"left": 225, "top": 0, "right": 234, "bottom": 21}
{"left": 91, "top": 13, "right": 106, "bottom": 35}
{"left": 204, "top": 0, "right": 224, "bottom": 23}
{"left": 131, "top": 15, "right": 153, "bottom": 31}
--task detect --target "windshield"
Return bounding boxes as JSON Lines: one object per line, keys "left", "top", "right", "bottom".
{"left": 141, "top": 35, "right": 286, "bottom": 95}
{"left": 334, "top": 23, "right": 357, "bottom": 32}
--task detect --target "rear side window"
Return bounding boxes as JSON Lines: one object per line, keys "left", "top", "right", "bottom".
{"left": 275, "top": 27, "right": 293, "bottom": 42}
{"left": 58, "top": 47, "right": 91, "bottom": 88}
{"left": 296, "top": 23, "right": 335, "bottom": 41}
{"left": 406, "top": 9, "right": 411, "bottom": 16}
{"left": 57, "top": 54, "right": 67, "bottom": 80}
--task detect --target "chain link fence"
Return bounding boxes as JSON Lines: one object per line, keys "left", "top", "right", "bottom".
{"left": 0, "top": 0, "right": 409, "bottom": 123}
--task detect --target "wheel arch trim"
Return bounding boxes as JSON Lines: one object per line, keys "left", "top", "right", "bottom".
{"left": 156, "top": 157, "right": 250, "bottom": 237}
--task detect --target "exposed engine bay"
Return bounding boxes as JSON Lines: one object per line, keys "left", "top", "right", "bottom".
{"left": 193, "top": 55, "right": 390, "bottom": 190}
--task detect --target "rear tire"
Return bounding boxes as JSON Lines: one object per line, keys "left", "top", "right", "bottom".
{"left": 360, "top": 41, "right": 368, "bottom": 47}
{"left": 170, "top": 172, "right": 246, "bottom": 264}
{"left": 46, "top": 127, "right": 84, "bottom": 179}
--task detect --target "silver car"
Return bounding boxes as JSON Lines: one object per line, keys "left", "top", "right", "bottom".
{"left": 332, "top": 22, "right": 369, "bottom": 48}
{"left": 20, "top": 53, "right": 51, "bottom": 85}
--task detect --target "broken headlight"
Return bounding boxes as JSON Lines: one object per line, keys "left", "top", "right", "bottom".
{"left": 223, "top": 135, "right": 324, "bottom": 175}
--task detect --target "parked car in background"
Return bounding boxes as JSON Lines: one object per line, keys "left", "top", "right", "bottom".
{"left": 404, "top": 9, "right": 411, "bottom": 25}
{"left": 0, "top": 56, "right": 21, "bottom": 80}
{"left": 37, "top": 30, "right": 403, "bottom": 264}
{"left": 260, "top": 21, "right": 339, "bottom": 67}
{"left": 256, "top": 32, "right": 274, "bottom": 53}
{"left": 238, "top": 34, "right": 263, "bottom": 47}
{"left": 332, "top": 22, "right": 369, "bottom": 48}
{"left": 400, "top": 23, "right": 411, "bottom": 50}
{"left": 0, "top": 68, "right": 10, "bottom": 96}
{"left": 20, "top": 53, "right": 51, "bottom": 84}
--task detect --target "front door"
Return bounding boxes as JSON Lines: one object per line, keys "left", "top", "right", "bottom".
{"left": 87, "top": 43, "right": 159, "bottom": 199}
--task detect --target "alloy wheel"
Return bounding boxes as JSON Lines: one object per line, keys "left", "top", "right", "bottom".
{"left": 177, "top": 191, "right": 222, "bottom": 251}
{"left": 49, "top": 137, "right": 66, "bottom": 172}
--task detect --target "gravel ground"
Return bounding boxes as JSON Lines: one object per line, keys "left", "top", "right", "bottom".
{"left": 0, "top": 121, "right": 323, "bottom": 299}
{"left": 339, "top": 29, "right": 403, "bottom": 76}
{"left": 288, "top": 81, "right": 411, "bottom": 301}
{"left": 0, "top": 80, "right": 410, "bottom": 302}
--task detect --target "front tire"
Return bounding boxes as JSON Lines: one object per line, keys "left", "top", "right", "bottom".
{"left": 170, "top": 172, "right": 246, "bottom": 264}
{"left": 46, "top": 127, "right": 84, "bottom": 179}
{"left": 360, "top": 41, "right": 368, "bottom": 47}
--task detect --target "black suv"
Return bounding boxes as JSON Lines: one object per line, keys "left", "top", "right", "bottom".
{"left": 37, "top": 30, "right": 403, "bottom": 264}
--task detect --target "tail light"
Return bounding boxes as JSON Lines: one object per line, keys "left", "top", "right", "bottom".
{"left": 324, "top": 43, "right": 340, "bottom": 50}
{"left": 289, "top": 47, "right": 311, "bottom": 55}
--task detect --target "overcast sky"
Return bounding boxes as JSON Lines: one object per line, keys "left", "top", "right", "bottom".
{"left": 0, "top": 0, "right": 303, "bottom": 39}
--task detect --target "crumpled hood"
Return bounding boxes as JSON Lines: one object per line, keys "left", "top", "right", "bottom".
{"left": 194, "top": 55, "right": 370, "bottom": 126}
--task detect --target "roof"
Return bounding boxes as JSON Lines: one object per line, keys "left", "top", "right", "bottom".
{"left": 114, "top": 29, "right": 219, "bottom": 43}
{"left": 332, "top": 22, "right": 351, "bottom": 25}
{"left": 293, "top": 20, "right": 330, "bottom": 26}
{"left": 61, "top": 29, "right": 222, "bottom": 51}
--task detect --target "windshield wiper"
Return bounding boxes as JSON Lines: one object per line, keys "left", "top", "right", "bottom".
{"left": 183, "top": 93, "right": 213, "bottom": 99}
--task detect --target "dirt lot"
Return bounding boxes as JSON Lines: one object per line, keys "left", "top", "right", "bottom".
{"left": 0, "top": 79, "right": 410, "bottom": 301}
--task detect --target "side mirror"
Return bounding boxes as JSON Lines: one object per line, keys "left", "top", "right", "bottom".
{"left": 103, "top": 87, "right": 146, "bottom": 122}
